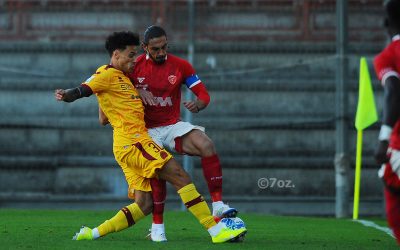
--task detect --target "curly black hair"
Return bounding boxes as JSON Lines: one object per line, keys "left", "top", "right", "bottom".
{"left": 105, "top": 31, "right": 140, "bottom": 57}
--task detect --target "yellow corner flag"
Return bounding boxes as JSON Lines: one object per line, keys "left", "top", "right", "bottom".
{"left": 355, "top": 57, "right": 378, "bottom": 130}
{"left": 353, "top": 57, "right": 378, "bottom": 220}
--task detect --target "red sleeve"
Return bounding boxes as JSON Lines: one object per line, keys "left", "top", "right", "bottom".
{"left": 179, "top": 59, "right": 210, "bottom": 105}
{"left": 191, "top": 83, "right": 210, "bottom": 105}
{"left": 181, "top": 59, "right": 195, "bottom": 79}
{"left": 374, "top": 45, "right": 399, "bottom": 85}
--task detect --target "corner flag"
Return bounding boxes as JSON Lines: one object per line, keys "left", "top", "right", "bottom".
{"left": 353, "top": 57, "right": 378, "bottom": 220}
{"left": 355, "top": 57, "right": 378, "bottom": 130}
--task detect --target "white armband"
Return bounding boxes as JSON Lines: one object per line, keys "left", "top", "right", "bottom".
{"left": 379, "top": 124, "right": 393, "bottom": 141}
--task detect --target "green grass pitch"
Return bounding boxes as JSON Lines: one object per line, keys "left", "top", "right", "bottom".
{"left": 0, "top": 209, "right": 398, "bottom": 249}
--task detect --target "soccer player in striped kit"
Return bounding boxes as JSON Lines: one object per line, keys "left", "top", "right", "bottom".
{"left": 373, "top": 0, "right": 400, "bottom": 245}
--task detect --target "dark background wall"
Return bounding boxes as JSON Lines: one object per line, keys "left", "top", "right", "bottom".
{"left": 0, "top": 0, "right": 389, "bottom": 216}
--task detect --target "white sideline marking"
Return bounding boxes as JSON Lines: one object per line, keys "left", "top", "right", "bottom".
{"left": 354, "top": 219, "right": 394, "bottom": 238}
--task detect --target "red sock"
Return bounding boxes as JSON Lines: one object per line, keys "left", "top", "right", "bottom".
{"left": 150, "top": 178, "right": 166, "bottom": 224}
{"left": 384, "top": 188, "right": 400, "bottom": 245}
{"left": 394, "top": 229, "right": 400, "bottom": 245}
{"left": 201, "top": 154, "right": 223, "bottom": 202}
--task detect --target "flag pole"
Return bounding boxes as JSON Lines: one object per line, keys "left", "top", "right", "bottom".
{"left": 353, "top": 57, "right": 378, "bottom": 220}
{"left": 353, "top": 129, "right": 363, "bottom": 220}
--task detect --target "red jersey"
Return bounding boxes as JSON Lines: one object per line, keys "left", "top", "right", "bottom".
{"left": 130, "top": 53, "right": 206, "bottom": 128}
{"left": 374, "top": 35, "right": 400, "bottom": 149}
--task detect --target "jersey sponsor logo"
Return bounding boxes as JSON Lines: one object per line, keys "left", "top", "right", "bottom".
{"left": 154, "top": 96, "right": 173, "bottom": 107}
{"left": 137, "top": 77, "right": 145, "bottom": 83}
{"left": 120, "top": 83, "right": 133, "bottom": 91}
{"left": 168, "top": 75, "right": 177, "bottom": 85}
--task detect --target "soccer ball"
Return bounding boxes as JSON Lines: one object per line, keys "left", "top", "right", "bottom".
{"left": 220, "top": 217, "right": 247, "bottom": 242}
{"left": 220, "top": 217, "right": 246, "bottom": 230}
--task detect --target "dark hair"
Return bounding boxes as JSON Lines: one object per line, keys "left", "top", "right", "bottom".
{"left": 105, "top": 31, "right": 140, "bottom": 56}
{"left": 385, "top": 0, "right": 400, "bottom": 29}
{"left": 143, "top": 25, "right": 167, "bottom": 45}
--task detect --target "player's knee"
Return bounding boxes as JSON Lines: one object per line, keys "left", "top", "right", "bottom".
{"left": 138, "top": 199, "right": 153, "bottom": 215}
{"left": 172, "top": 168, "right": 192, "bottom": 190}
{"left": 143, "top": 202, "right": 153, "bottom": 215}
{"left": 159, "top": 159, "right": 192, "bottom": 188}
{"left": 135, "top": 193, "right": 153, "bottom": 215}
{"left": 198, "top": 137, "right": 216, "bottom": 156}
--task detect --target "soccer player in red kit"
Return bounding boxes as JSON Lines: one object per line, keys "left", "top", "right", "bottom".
{"left": 373, "top": 0, "right": 400, "bottom": 245}
{"left": 129, "top": 25, "right": 237, "bottom": 241}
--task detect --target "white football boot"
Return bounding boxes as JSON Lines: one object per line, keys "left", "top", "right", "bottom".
{"left": 146, "top": 223, "right": 167, "bottom": 242}
{"left": 212, "top": 201, "right": 238, "bottom": 219}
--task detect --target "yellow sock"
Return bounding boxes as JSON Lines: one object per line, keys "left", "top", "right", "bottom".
{"left": 178, "top": 183, "right": 217, "bottom": 229}
{"left": 97, "top": 203, "right": 145, "bottom": 237}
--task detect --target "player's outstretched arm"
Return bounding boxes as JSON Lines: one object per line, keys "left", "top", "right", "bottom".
{"left": 54, "top": 85, "right": 93, "bottom": 103}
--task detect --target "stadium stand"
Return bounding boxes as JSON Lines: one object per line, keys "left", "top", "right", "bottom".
{"left": 0, "top": 0, "right": 388, "bottom": 215}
